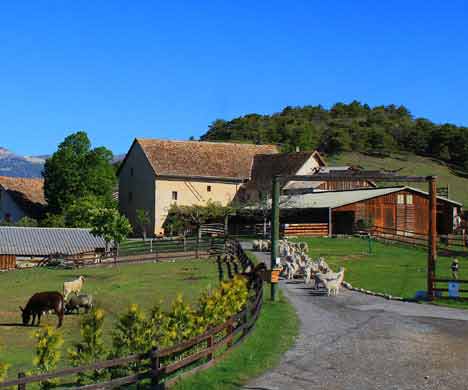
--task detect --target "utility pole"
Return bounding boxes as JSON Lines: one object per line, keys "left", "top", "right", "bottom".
{"left": 270, "top": 176, "right": 280, "bottom": 301}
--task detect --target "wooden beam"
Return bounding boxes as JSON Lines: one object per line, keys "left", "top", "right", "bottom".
{"left": 428, "top": 176, "right": 437, "bottom": 300}
{"left": 280, "top": 174, "right": 428, "bottom": 182}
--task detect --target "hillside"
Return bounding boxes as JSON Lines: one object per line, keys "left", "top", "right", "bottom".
{"left": 201, "top": 102, "right": 468, "bottom": 172}
{"left": 328, "top": 152, "right": 468, "bottom": 206}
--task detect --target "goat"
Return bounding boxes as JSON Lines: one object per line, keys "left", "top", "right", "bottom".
{"left": 63, "top": 276, "right": 85, "bottom": 300}
{"left": 65, "top": 293, "right": 93, "bottom": 314}
{"left": 319, "top": 267, "right": 345, "bottom": 296}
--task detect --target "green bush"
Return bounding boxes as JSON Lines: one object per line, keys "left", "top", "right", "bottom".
{"left": 32, "top": 326, "right": 63, "bottom": 389}
{"left": 0, "top": 341, "right": 10, "bottom": 383}
{"left": 68, "top": 308, "right": 108, "bottom": 384}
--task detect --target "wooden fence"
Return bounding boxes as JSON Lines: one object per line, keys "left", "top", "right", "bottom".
{"left": 283, "top": 223, "right": 329, "bottom": 237}
{"left": 368, "top": 225, "right": 468, "bottom": 257}
{"left": 0, "top": 240, "right": 262, "bottom": 389}
{"left": 0, "top": 254, "right": 16, "bottom": 270}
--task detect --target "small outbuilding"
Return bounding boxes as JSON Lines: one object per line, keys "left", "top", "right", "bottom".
{"left": 0, "top": 227, "right": 107, "bottom": 257}
{"left": 278, "top": 186, "right": 463, "bottom": 236}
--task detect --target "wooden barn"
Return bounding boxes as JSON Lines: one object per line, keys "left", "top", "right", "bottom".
{"left": 278, "top": 186, "right": 462, "bottom": 236}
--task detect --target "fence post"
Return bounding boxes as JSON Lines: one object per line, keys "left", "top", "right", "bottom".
{"left": 227, "top": 321, "right": 234, "bottom": 348}
{"left": 18, "top": 372, "right": 26, "bottom": 390}
{"left": 242, "top": 309, "right": 249, "bottom": 337}
{"left": 207, "top": 334, "right": 214, "bottom": 361}
{"left": 150, "top": 239, "right": 153, "bottom": 253}
{"left": 150, "top": 348, "right": 160, "bottom": 389}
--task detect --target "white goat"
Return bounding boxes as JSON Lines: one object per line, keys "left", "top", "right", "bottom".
{"left": 63, "top": 276, "right": 85, "bottom": 300}
{"left": 320, "top": 268, "right": 345, "bottom": 296}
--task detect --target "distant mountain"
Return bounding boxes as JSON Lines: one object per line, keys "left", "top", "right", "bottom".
{"left": 0, "top": 147, "right": 45, "bottom": 178}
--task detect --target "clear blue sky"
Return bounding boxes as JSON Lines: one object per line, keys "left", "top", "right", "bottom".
{"left": 1, "top": 1, "right": 467, "bottom": 156}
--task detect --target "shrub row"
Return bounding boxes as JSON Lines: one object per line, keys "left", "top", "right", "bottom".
{"left": 0, "top": 275, "right": 249, "bottom": 387}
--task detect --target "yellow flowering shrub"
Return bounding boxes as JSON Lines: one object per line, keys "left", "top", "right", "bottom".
{"left": 0, "top": 341, "right": 10, "bottom": 383}
{"left": 68, "top": 308, "right": 108, "bottom": 384}
{"left": 32, "top": 326, "right": 64, "bottom": 390}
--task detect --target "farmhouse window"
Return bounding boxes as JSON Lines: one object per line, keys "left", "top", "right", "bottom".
{"left": 397, "top": 194, "right": 405, "bottom": 205}
{"left": 207, "top": 185, "right": 212, "bottom": 192}
{"left": 130, "top": 167, "right": 134, "bottom": 176}
{"left": 406, "top": 194, "right": 413, "bottom": 205}
{"left": 128, "top": 191, "right": 133, "bottom": 202}
{"left": 172, "top": 191, "right": 178, "bottom": 201}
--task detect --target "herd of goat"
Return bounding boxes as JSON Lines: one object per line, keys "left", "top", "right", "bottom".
{"left": 253, "top": 239, "right": 345, "bottom": 296}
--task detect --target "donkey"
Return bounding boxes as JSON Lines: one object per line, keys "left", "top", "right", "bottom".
{"left": 20, "top": 291, "right": 65, "bottom": 328}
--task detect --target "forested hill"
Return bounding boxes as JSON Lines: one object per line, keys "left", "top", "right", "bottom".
{"left": 200, "top": 102, "right": 468, "bottom": 171}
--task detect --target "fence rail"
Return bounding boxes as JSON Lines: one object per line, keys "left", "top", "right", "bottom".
{"left": 368, "top": 225, "right": 468, "bottom": 256}
{"left": 0, "top": 239, "right": 262, "bottom": 389}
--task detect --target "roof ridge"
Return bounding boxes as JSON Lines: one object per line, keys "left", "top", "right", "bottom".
{"left": 136, "top": 138, "right": 278, "bottom": 148}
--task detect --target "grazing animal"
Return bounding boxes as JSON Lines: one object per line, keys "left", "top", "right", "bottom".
{"left": 65, "top": 294, "right": 93, "bottom": 314}
{"left": 63, "top": 276, "right": 85, "bottom": 300}
{"left": 320, "top": 268, "right": 345, "bottom": 296}
{"left": 20, "top": 292, "right": 64, "bottom": 328}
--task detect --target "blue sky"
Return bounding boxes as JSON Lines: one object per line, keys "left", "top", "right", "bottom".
{"left": 1, "top": 1, "right": 467, "bottom": 156}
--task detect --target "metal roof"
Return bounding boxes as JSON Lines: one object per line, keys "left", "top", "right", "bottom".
{"left": 0, "top": 227, "right": 107, "bottom": 256}
{"left": 280, "top": 186, "right": 462, "bottom": 209}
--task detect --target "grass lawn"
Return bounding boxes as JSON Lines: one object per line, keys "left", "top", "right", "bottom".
{"left": 172, "top": 287, "right": 299, "bottom": 390}
{"left": 293, "top": 236, "right": 468, "bottom": 304}
{"left": 0, "top": 260, "right": 218, "bottom": 377}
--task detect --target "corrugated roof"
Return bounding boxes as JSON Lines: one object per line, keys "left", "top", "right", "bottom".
{"left": 0, "top": 227, "right": 107, "bottom": 256}
{"left": 135, "top": 139, "right": 279, "bottom": 180}
{"left": 280, "top": 186, "right": 462, "bottom": 209}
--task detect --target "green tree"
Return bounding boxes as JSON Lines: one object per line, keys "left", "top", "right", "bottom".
{"left": 40, "top": 213, "right": 66, "bottom": 228}
{"left": 90, "top": 208, "right": 132, "bottom": 252}
{"left": 135, "top": 209, "right": 151, "bottom": 241}
{"left": 16, "top": 216, "right": 38, "bottom": 227}
{"left": 65, "top": 195, "right": 105, "bottom": 228}
{"left": 43, "top": 131, "right": 115, "bottom": 213}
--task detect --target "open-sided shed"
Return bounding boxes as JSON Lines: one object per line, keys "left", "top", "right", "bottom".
{"left": 280, "top": 186, "right": 462, "bottom": 236}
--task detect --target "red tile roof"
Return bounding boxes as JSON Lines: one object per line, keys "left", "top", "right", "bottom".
{"left": 136, "top": 139, "right": 279, "bottom": 180}
{"left": 0, "top": 176, "right": 46, "bottom": 218}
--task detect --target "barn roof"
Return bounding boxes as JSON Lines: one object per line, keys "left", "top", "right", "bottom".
{"left": 0, "top": 227, "right": 107, "bottom": 256}
{"left": 249, "top": 151, "right": 324, "bottom": 192}
{"left": 280, "top": 186, "right": 463, "bottom": 209}
{"left": 131, "top": 139, "right": 279, "bottom": 180}
{"left": 0, "top": 176, "right": 46, "bottom": 218}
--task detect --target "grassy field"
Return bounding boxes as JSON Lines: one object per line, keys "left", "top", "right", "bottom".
{"left": 328, "top": 151, "right": 468, "bottom": 206}
{"left": 293, "top": 236, "right": 468, "bottom": 302}
{"left": 0, "top": 260, "right": 218, "bottom": 376}
{"left": 173, "top": 288, "right": 299, "bottom": 390}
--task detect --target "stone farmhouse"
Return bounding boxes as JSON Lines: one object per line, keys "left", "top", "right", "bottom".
{"left": 118, "top": 138, "right": 373, "bottom": 236}
{"left": 0, "top": 176, "right": 46, "bottom": 223}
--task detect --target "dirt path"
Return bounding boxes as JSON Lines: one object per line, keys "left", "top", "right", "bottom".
{"left": 245, "top": 250, "right": 468, "bottom": 390}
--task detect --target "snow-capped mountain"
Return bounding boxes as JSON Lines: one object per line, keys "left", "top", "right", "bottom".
{"left": 0, "top": 147, "right": 45, "bottom": 178}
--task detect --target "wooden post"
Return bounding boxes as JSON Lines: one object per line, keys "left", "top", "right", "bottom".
{"left": 328, "top": 207, "right": 332, "bottom": 237}
{"left": 227, "top": 322, "right": 234, "bottom": 348}
{"left": 150, "top": 348, "right": 160, "bottom": 388}
{"left": 270, "top": 176, "right": 280, "bottom": 302}
{"left": 18, "top": 372, "right": 26, "bottom": 390}
{"left": 428, "top": 176, "right": 437, "bottom": 300}
{"left": 207, "top": 334, "right": 214, "bottom": 361}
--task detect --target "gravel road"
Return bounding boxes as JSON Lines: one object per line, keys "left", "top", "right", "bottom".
{"left": 245, "top": 250, "right": 468, "bottom": 390}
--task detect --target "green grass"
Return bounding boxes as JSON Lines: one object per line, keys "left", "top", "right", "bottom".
{"left": 328, "top": 151, "right": 468, "bottom": 206}
{"left": 0, "top": 260, "right": 218, "bottom": 376}
{"left": 172, "top": 288, "right": 299, "bottom": 390}
{"left": 293, "top": 236, "right": 468, "bottom": 304}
